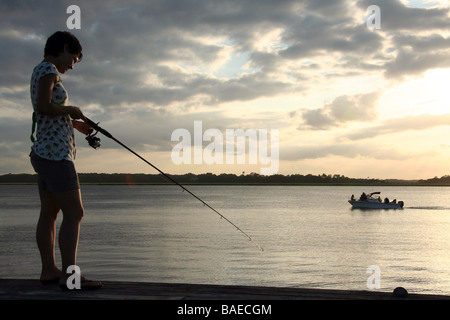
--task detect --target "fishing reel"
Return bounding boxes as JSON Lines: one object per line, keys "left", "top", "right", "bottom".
{"left": 86, "top": 130, "right": 101, "bottom": 149}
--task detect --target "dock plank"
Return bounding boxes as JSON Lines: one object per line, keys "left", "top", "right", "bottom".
{"left": 1, "top": 278, "right": 449, "bottom": 300}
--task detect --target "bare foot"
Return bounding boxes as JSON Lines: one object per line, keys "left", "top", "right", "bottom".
{"left": 59, "top": 274, "right": 102, "bottom": 290}
{"left": 40, "top": 268, "right": 63, "bottom": 284}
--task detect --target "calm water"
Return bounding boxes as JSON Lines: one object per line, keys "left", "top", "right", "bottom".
{"left": 1, "top": 184, "right": 450, "bottom": 295}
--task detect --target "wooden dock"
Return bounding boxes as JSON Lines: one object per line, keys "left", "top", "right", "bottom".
{"left": 1, "top": 278, "right": 449, "bottom": 300}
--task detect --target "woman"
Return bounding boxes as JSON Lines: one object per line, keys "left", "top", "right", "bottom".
{"left": 30, "top": 31, "right": 101, "bottom": 290}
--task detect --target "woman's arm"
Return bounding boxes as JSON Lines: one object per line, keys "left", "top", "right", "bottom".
{"left": 36, "top": 73, "right": 85, "bottom": 120}
{"left": 72, "top": 120, "right": 92, "bottom": 135}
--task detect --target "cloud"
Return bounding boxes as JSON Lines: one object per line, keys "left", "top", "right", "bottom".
{"left": 358, "top": 0, "right": 450, "bottom": 31}
{"left": 296, "top": 91, "right": 381, "bottom": 130}
{"left": 357, "top": 0, "right": 450, "bottom": 79}
{"left": 384, "top": 34, "right": 450, "bottom": 78}
{"left": 1, "top": 0, "right": 450, "bottom": 176}
{"left": 284, "top": 112, "right": 450, "bottom": 163}
{"left": 341, "top": 113, "right": 450, "bottom": 141}
{"left": 2, "top": 0, "right": 449, "bottom": 111}
{"left": 281, "top": 142, "right": 410, "bottom": 161}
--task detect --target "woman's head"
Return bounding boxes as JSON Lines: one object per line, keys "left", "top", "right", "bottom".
{"left": 44, "top": 31, "right": 83, "bottom": 73}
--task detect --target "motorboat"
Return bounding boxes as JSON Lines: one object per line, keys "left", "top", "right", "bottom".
{"left": 348, "top": 192, "right": 404, "bottom": 209}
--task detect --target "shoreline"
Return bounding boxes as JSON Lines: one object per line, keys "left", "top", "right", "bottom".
{"left": 2, "top": 182, "right": 450, "bottom": 187}
{"left": 1, "top": 173, "right": 449, "bottom": 186}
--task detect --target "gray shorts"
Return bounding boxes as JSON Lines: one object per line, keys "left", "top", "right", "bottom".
{"left": 30, "top": 150, "right": 80, "bottom": 192}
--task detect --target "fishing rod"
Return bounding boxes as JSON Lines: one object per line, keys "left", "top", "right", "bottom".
{"left": 84, "top": 117, "right": 264, "bottom": 252}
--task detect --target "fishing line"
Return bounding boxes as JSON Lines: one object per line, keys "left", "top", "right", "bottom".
{"left": 85, "top": 117, "right": 264, "bottom": 251}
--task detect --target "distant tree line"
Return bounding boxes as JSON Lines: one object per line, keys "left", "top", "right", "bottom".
{"left": 417, "top": 175, "right": 450, "bottom": 185}
{"left": 1, "top": 173, "right": 450, "bottom": 185}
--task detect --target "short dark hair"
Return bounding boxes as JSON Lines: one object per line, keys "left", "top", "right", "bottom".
{"left": 44, "top": 31, "right": 83, "bottom": 60}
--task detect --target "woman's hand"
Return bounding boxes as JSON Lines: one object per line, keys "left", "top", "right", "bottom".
{"left": 67, "top": 106, "right": 86, "bottom": 121}
{"left": 72, "top": 119, "right": 93, "bottom": 135}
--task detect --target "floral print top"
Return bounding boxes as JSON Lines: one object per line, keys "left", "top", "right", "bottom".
{"left": 30, "top": 61, "right": 76, "bottom": 161}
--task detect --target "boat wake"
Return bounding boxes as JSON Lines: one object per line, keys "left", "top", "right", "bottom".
{"left": 406, "top": 206, "right": 450, "bottom": 210}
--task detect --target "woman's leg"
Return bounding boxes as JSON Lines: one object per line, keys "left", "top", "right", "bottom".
{"left": 52, "top": 188, "right": 84, "bottom": 275}
{"left": 52, "top": 188, "right": 102, "bottom": 289}
{"left": 36, "top": 188, "right": 62, "bottom": 282}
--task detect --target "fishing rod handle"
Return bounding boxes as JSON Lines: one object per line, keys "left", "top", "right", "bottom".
{"left": 85, "top": 117, "right": 113, "bottom": 139}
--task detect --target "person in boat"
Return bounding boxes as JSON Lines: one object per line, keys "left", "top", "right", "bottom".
{"left": 384, "top": 197, "right": 389, "bottom": 204}
{"left": 360, "top": 192, "right": 367, "bottom": 201}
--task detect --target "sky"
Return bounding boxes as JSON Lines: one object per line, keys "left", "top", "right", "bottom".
{"left": 0, "top": 0, "right": 449, "bottom": 179}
